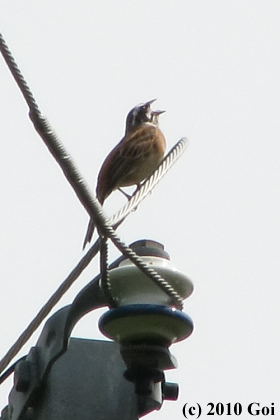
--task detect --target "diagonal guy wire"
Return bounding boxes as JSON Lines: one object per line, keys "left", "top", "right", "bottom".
{"left": 0, "top": 32, "right": 184, "bottom": 305}
{"left": 30, "top": 113, "right": 184, "bottom": 310}
{"left": 0, "top": 31, "right": 187, "bottom": 375}
{"left": 0, "top": 33, "right": 39, "bottom": 112}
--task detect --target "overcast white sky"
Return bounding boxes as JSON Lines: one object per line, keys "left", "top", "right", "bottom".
{"left": 0, "top": 1, "right": 280, "bottom": 418}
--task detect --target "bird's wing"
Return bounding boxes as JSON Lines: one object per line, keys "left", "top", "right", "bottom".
{"left": 108, "top": 127, "right": 156, "bottom": 181}
{"left": 96, "top": 126, "right": 162, "bottom": 203}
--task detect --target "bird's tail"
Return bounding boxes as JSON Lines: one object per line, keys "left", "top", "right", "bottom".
{"left": 82, "top": 219, "right": 95, "bottom": 250}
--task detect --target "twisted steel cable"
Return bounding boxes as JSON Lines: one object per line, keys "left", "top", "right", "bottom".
{"left": 30, "top": 114, "right": 184, "bottom": 309}
{"left": 100, "top": 237, "right": 116, "bottom": 308}
{"left": 0, "top": 33, "right": 39, "bottom": 112}
{"left": 0, "top": 30, "right": 187, "bottom": 375}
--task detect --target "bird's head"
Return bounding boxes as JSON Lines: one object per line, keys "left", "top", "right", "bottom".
{"left": 125, "top": 99, "right": 160, "bottom": 133}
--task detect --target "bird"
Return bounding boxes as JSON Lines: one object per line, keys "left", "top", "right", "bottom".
{"left": 82, "top": 99, "right": 166, "bottom": 249}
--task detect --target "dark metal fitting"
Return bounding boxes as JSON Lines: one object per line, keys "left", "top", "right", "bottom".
{"left": 117, "top": 239, "right": 170, "bottom": 265}
{"left": 121, "top": 343, "right": 177, "bottom": 372}
{"left": 124, "top": 366, "right": 164, "bottom": 396}
{"left": 162, "top": 381, "right": 179, "bottom": 401}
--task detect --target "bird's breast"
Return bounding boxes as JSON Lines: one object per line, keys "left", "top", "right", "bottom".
{"left": 120, "top": 128, "right": 166, "bottom": 186}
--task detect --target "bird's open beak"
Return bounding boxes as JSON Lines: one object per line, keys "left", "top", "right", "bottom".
{"left": 144, "top": 98, "right": 157, "bottom": 107}
{"left": 152, "top": 109, "right": 166, "bottom": 116}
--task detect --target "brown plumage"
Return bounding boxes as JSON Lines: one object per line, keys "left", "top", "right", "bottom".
{"left": 82, "top": 100, "right": 166, "bottom": 249}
